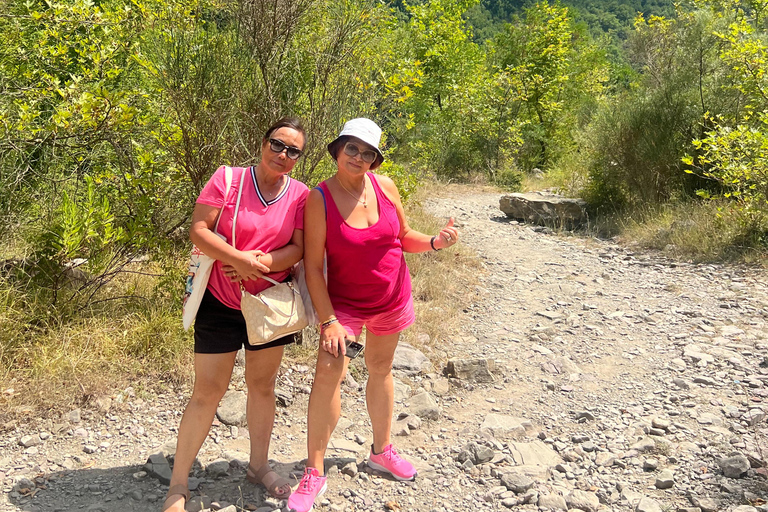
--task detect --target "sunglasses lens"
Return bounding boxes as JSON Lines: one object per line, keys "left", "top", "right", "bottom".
{"left": 270, "top": 139, "right": 301, "bottom": 160}
{"left": 344, "top": 143, "right": 377, "bottom": 164}
{"left": 269, "top": 140, "right": 286, "bottom": 153}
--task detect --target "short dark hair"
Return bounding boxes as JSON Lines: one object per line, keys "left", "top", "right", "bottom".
{"left": 263, "top": 117, "right": 306, "bottom": 148}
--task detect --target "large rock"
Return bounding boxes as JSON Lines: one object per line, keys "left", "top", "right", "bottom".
{"left": 205, "top": 459, "right": 231, "bottom": 478}
{"left": 655, "top": 469, "right": 674, "bottom": 489}
{"left": 19, "top": 435, "right": 41, "bottom": 448}
{"left": 392, "top": 343, "right": 430, "bottom": 374}
{"left": 444, "top": 358, "right": 496, "bottom": 383}
{"left": 635, "top": 497, "right": 662, "bottom": 512}
{"left": 689, "top": 495, "right": 719, "bottom": 512}
{"left": 144, "top": 453, "right": 172, "bottom": 485}
{"left": 630, "top": 437, "right": 656, "bottom": 453}
{"left": 457, "top": 442, "right": 495, "bottom": 465}
{"left": 537, "top": 493, "right": 567, "bottom": 511}
{"left": 407, "top": 391, "right": 441, "bottom": 420}
{"left": 565, "top": 489, "right": 599, "bottom": 512}
{"left": 719, "top": 454, "right": 750, "bottom": 478}
{"left": 393, "top": 378, "right": 412, "bottom": 403}
{"left": 500, "top": 193, "right": 587, "bottom": 227}
{"left": 217, "top": 390, "right": 247, "bottom": 426}
{"left": 540, "top": 356, "right": 581, "bottom": 376}
{"left": 500, "top": 472, "right": 534, "bottom": 493}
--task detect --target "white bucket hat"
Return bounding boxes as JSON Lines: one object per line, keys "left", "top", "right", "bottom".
{"left": 327, "top": 118, "right": 385, "bottom": 169}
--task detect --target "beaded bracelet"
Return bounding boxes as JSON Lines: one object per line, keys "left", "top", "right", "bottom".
{"left": 430, "top": 236, "right": 440, "bottom": 251}
{"left": 321, "top": 317, "right": 338, "bottom": 329}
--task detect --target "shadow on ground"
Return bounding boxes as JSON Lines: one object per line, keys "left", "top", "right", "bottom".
{"left": 7, "top": 457, "right": 325, "bottom": 512}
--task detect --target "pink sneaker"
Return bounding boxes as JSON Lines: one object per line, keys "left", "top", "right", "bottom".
{"left": 367, "top": 444, "right": 417, "bottom": 481}
{"left": 287, "top": 467, "right": 327, "bottom": 512}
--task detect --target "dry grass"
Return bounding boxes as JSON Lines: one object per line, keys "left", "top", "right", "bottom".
{"left": 0, "top": 184, "right": 483, "bottom": 422}
{"left": 400, "top": 186, "right": 483, "bottom": 365}
{"left": 598, "top": 200, "right": 768, "bottom": 265}
{"left": 0, "top": 257, "right": 194, "bottom": 424}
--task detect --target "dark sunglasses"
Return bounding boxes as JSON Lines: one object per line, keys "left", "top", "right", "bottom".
{"left": 343, "top": 142, "right": 378, "bottom": 164}
{"left": 269, "top": 138, "right": 303, "bottom": 160}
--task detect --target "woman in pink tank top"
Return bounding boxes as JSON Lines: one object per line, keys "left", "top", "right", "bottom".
{"left": 288, "top": 119, "right": 460, "bottom": 512}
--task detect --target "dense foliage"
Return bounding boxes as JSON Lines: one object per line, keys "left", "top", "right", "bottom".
{"left": 1, "top": 0, "right": 768, "bottom": 379}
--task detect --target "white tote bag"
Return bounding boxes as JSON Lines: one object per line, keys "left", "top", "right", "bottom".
{"left": 182, "top": 166, "right": 234, "bottom": 330}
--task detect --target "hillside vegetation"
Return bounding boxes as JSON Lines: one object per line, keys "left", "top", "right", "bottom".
{"left": 1, "top": 0, "right": 767, "bottom": 409}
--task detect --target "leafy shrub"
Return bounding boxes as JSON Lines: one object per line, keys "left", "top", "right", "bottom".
{"left": 377, "top": 160, "right": 420, "bottom": 203}
{"left": 685, "top": 114, "right": 768, "bottom": 235}
{"left": 492, "top": 166, "right": 524, "bottom": 191}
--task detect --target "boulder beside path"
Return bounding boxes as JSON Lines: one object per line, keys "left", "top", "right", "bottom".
{"left": 500, "top": 192, "right": 587, "bottom": 227}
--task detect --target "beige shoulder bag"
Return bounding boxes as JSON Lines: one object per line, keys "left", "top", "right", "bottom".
{"left": 230, "top": 169, "right": 308, "bottom": 345}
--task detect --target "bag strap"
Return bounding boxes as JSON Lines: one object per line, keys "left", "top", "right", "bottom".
{"left": 240, "top": 275, "right": 281, "bottom": 292}
{"left": 213, "top": 166, "right": 233, "bottom": 234}
{"left": 230, "top": 167, "right": 248, "bottom": 249}
{"left": 260, "top": 276, "right": 281, "bottom": 286}
{"left": 231, "top": 167, "right": 283, "bottom": 290}
{"left": 314, "top": 186, "right": 327, "bottom": 217}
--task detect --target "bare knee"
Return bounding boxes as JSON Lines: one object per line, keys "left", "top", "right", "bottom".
{"left": 245, "top": 371, "right": 277, "bottom": 398}
{"left": 366, "top": 356, "right": 393, "bottom": 378}
{"left": 314, "top": 356, "right": 346, "bottom": 387}
{"left": 189, "top": 380, "right": 228, "bottom": 407}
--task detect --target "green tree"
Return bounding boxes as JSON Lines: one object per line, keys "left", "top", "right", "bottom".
{"left": 387, "top": 0, "right": 494, "bottom": 179}
{"left": 490, "top": 2, "right": 608, "bottom": 171}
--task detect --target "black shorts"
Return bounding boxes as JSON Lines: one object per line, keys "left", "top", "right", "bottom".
{"left": 194, "top": 289, "right": 296, "bottom": 354}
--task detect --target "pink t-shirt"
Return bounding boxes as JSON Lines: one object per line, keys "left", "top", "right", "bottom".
{"left": 196, "top": 165, "right": 308, "bottom": 310}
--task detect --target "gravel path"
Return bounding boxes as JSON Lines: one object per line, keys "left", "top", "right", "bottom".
{"left": 3, "top": 188, "right": 768, "bottom": 512}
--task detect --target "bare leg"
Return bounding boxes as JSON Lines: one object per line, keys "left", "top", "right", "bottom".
{"left": 363, "top": 331, "right": 400, "bottom": 453}
{"left": 165, "top": 352, "right": 236, "bottom": 511}
{"left": 305, "top": 345, "right": 349, "bottom": 475}
{"left": 245, "top": 345, "right": 285, "bottom": 468}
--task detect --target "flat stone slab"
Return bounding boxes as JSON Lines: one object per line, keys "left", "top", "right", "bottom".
{"left": 500, "top": 193, "right": 587, "bottom": 227}
{"left": 508, "top": 440, "right": 563, "bottom": 467}
{"left": 327, "top": 438, "right": 365, "bottom": 457}
{"left": 481, "top": 414, "right": 533, "bottom": 439}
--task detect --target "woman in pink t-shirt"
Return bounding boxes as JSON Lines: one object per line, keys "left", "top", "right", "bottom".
{"left": 288, "top": 119, "right": 460, "bottom": 512}
{"left": 163, "top": 118, "right": 309, "bottom": 512}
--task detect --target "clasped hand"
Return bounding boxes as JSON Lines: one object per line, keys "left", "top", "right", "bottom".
{"left": 222, "top": 250, "right": 270, "bottom": 282}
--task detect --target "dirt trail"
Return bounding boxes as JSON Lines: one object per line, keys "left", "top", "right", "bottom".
{"left": 3, "top": 188, "right": 768, "bottom": 512}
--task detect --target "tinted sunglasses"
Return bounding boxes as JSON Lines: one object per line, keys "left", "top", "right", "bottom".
{"left": 269, "top": 138, "right": 303, "bottom": 160}
{"left": 343, "top": 142, "right": 378, "bottom": 164}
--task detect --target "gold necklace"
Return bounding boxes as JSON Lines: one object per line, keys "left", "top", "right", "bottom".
{"left": 335, "top": 176, "right": 367, "bottom": 208}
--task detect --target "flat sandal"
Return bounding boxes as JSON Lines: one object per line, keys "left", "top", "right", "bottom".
{"left": 247, "top": 463, "right": 292, "bottom": 499}
{"left": 162, "top": 484, "right": 189, "bottom": 511}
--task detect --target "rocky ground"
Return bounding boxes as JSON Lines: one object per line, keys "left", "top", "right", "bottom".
{"left": 3, "top": 188, "right": 768, "bottom": 512}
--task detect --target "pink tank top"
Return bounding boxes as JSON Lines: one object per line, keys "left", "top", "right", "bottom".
{"left": 319, "top": 173, "right": 412, "bottom": 317}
